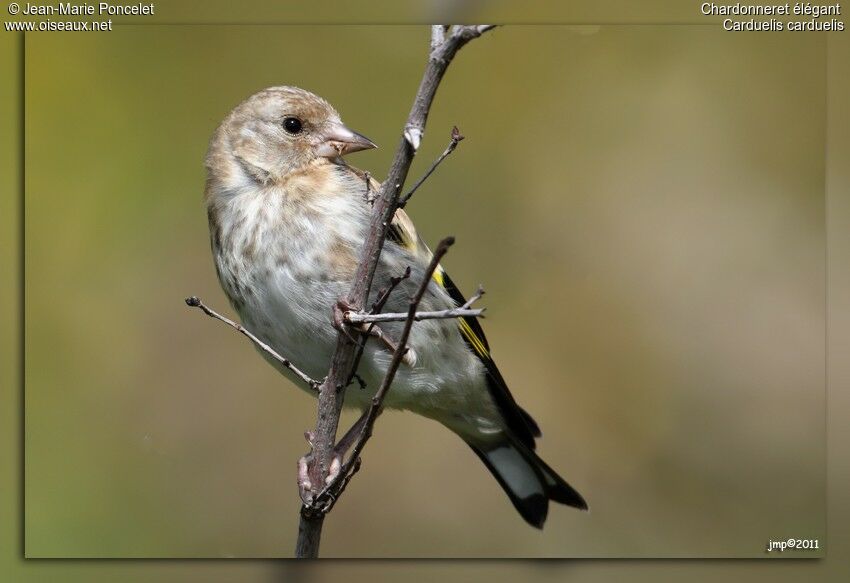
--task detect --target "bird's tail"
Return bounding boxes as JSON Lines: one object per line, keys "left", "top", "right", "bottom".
{"left": 466, "top": 436, "right": 587, "bottom": 528}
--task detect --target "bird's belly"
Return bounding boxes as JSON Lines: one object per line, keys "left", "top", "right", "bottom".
{"left": 236, "top": 264, "right": 345, "bottom": 384}
{"left": 238, "top": 267, "right": 493, "bottom": 422}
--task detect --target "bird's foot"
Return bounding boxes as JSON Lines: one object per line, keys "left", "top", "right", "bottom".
{"left": 298, "top": 430, "right": 345, "bottom": 508}
{"left": 297, "top": 430, "right": 317, "bottom": 505}
{"left": 297, "top": 452, "right": 314, "bottom": 505}
{"left": 332, "top": 298, "right": 360, "bottom": 343}
{"left": 361, "top": 323, "right": 418, "bottom": 366}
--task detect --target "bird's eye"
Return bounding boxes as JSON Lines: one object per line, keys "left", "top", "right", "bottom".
{"left": 282, "top": 117, "right": 303, "bottom": 135}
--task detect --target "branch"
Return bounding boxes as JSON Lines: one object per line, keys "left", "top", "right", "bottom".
{"left": 430, "top": 24, "right": 448, "bottom": 52}
{"left": 295, "top": 24, "right": 496, "bottom": 559}
{"left": 315, "top": 238, "right": 455, "bottom": 506}
{"left": 398, "top": 126, "right": 464, "bottom": 209}
{"left": 185, "top": 296, "right": 320, "bottom": 391}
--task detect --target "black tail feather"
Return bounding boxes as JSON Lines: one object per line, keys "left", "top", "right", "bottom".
{"left": 467, "top": 436, "right": 587, "bottom": 528}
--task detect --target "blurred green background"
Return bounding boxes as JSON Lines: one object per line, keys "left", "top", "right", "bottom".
{"left": 18, "top": 24, "right": 826, "bottom": 560}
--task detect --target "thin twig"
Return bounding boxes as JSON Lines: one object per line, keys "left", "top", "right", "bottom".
{"left": 315, "top": 237, "right": 455, "bottom": 506}
{"left": 185, "top": 296, "right": 320, "bottom": 390}
{"left": 348, "top": 281, "right": 484, "bottom": 324}
{"left": 398, "top": 126, "right": 465, "bottom": 209}
{"left": 345, "top": 307, "right": 483, "bottom": 324}
{"left": 461, "top": 284, "right": 486, "bottom": 308}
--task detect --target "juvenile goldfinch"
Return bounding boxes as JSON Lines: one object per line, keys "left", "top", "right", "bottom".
{"left": 204, "top": 86, "right": 587, "bottom": 527}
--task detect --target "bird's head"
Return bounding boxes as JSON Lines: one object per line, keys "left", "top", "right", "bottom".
{"left": 206, "top": 86, "right": 377, "bottom": 187}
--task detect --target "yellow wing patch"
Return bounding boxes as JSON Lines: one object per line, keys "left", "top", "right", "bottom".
{"left": 434, "top": 266, "right": 490, "bottom": 359}
{"left": 432, "top": 268, "right": 445, "bottom": 286}
{"left": 459, "top": 318, "right": 490, "bottom": 358}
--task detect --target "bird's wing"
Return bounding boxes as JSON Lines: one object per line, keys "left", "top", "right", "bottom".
{"left": 389, "top": 207, "right": 542, "bottom": 449}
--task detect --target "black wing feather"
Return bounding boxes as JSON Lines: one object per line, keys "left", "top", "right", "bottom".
{"left": 439, "top": 270, "right": 542, "bottom": 449}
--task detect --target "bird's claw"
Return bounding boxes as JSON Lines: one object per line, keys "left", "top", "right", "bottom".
{"left": 333, "top": 298, "right": 360, "bottom": 343}
{"left": 298, "top": 453, "right": 314, "bottom": 505}
{"left": 326, "top": 456, "right": 342, "bottom": 486}
{"left": 298, "top": 444, "right": 344, "bottom": 508}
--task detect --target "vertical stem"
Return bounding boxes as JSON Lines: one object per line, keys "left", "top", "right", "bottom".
{"left": 294, "top": 25, "right": 494, "bottom": 558}
{"left": 294, "top": 512, "right": 324, "bottom": 558}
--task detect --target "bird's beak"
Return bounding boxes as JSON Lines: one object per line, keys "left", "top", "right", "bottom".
{"left": 317, "top": 123, "right": 378, "bottom": 158}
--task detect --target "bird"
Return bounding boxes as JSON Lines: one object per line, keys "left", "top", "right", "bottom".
{"left": 203, "top": 86, "right": 587, "bottom": 528}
